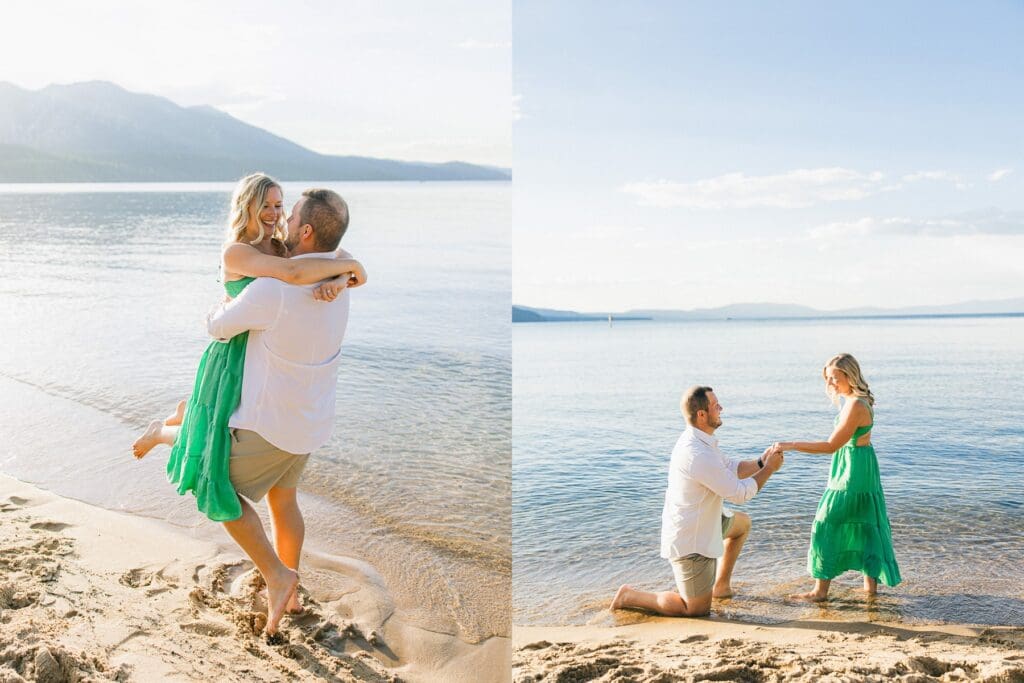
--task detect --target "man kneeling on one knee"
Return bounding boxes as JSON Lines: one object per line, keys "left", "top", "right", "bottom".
{"left": 611, "top": 385, "right": 784, "bottom": 617}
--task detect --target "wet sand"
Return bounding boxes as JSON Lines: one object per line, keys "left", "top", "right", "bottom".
{"left": 513, "top": 618, "right": 1024, "bottom": 682}
{"left": 0, "top": 475, "right": 509, "bottom": 682}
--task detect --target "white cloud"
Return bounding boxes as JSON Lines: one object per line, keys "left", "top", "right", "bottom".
{"left": 989, "top": 168, "right": 1013, "bottom": 182}
{"left": 901, "top": 170, "right": 969, "bottom": 190}
{"left": 809, "top": 210, "right": 1024, "bottom": 239}
{"left": 620, "top": 168, "right": 887, "bottom": 209}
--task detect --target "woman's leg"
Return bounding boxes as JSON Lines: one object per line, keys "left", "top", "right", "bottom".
{"left": 164, "top": 400, "right": 187, "bottom": 426}
{"left": 132, "top": 421, "right": 179, "bottom": 459}
{"left": 863, "top": 575, "right": 877, "bottom": 595}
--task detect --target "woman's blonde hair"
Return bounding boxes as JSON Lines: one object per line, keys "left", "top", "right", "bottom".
{"left": 227, "top": 172, "right": 286, "bottom": 245}
{"left": 823, "top": 353, "right": 875, "bottom": 406}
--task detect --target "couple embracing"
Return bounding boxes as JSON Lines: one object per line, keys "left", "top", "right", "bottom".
{"left": 132, "top": 173, "right": 365, "bottom": 636}
{"left": 612, "top": 354, "right": 901, "bottom": 617}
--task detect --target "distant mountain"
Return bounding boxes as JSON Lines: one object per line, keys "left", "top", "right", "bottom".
{"left": 512, "top": 306, "right": 651, "bottom": 323}
{"left": 0, "top": 81, "right": 510, "bottom": 182}
{"left": 513, "top": 297, "right": 1024, "bottom": 322}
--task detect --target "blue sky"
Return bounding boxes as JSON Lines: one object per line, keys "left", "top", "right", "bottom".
{"left": 1, "top": 0, "right": 511, "bottom": 166}
{"left": 513, "top": 1, "right": 1024, "bottom": 310}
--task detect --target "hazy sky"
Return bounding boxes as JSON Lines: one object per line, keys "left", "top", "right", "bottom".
{"left": 513, "top": 1, "right": 1024, "bottom": 311}
{"left": 2, "top": 0, "right": 511, "bottom": 166}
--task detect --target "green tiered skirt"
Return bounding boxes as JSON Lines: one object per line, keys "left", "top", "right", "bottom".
{"left": 807, "top": 443, "right": 901, "bottom": 586}
{"left": 165, "top": 277, "right": 254, "bottom": 522}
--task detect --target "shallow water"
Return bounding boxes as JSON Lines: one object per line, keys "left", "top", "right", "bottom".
{"left": 513, "top": 316, "right": 1024, "bottom": 627}
{"left": 0, "top": 181, "right": 510, "bottom": 642}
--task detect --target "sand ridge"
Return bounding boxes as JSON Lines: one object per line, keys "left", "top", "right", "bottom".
{"left": 513, "top": 619, "right": 1024, "bottom": 682}
{"left": 0, "top": 475, "right": 508, "bottom": 682}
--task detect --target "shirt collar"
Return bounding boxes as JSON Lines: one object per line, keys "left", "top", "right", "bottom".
{"left": 290, "top": 251, "right": 335, "bottom": 260}
{"left": 686, "top": 425, "right": 719, "bottom": 448}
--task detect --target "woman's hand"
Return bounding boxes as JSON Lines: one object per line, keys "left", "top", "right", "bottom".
{"left": 312, "top": 279, "right": 349, "bottom": 302}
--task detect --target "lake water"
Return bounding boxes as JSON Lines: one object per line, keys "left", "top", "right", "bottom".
{"left": 513, "top": 316, "right": 1024, "bottom": 627}
{"left": 0, "top": 181, "right": 510, "bottom": 643}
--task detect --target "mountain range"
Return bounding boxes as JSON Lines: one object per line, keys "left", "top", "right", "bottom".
{"left": 512, "top": 297, "right": 1024, "bottom": 322}
{"left": 0, "top": 81, "right": 509, "bottom": 182}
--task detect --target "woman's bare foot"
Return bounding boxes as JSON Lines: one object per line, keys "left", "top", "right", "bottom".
{"left": 610, "top": 584, "right": 633, "bottom": 610}
{"left": 165, "top": 400, "right": 187, "bottom": 426}
{"left": 265, "top": 568, "right": 300, "bottom": 635}
{"left": 789, "top": 590, "right": 829, "bottom": 602}
{"left": 132, "top": 420, "right": 164, "bottom": 459}
{"left": 863, "top": 576, "right": 878, "bottom": 595}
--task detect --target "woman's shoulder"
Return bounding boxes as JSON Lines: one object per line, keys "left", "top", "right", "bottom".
{"left": 843, "top": 397, "right": 873, "bottom": 426}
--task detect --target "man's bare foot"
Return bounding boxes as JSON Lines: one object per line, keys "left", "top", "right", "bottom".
{"left": 789, "top": 590, "right": 829, "bottom": 602}
{"left": 610, "top": 584, "right": 633, "bottom": 611}
{"left": 712, "top": 583, "right": 734, "bottom": 599}
{"left": 165, "top": 400, "right": 187, "bottom": 426}
{"left": 265, "top": 568, "right": 300, "bottom": 635}
{"left": 286, "top": 585, "right": 304, "bottom": 614}
{"left": 132, "top": 420, "right": 164, "bottom": 459}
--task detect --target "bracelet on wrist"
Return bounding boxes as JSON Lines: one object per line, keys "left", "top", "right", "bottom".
{"left": 757, "top": 458, "right": 765, "bottom": 469}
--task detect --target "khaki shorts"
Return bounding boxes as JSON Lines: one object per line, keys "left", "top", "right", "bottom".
{"left": 229, "top": 429, "right": 309, "bottom": 503}
{"left": 669, "top": 513, "right": 735, "bottom": 599}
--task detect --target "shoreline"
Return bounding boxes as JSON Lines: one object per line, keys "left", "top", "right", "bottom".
{"left": 0, "top": 474, "right": 509, "bottom": 682}
{"left": 513, "top": 618, "right": 1024, "bottom": 681}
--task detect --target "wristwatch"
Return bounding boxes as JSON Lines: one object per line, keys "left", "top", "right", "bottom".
{"left": 757, "top": 458, "right": 765, "bottom": 469}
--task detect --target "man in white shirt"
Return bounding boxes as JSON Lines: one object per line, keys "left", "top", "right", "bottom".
{"left": 611, "top": 386, "right": 784, "bottom": 617}
{"left": 206, "top": 188, "right": 354, "bottom": 636}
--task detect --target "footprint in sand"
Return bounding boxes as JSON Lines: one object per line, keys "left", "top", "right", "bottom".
{"left": 179, "top": 620, "right": 233, "bottom": 637}
{"left": 30, "top": 521, "right": 71, "bottom": 532}
{"left": 1, "top": 496, "right": 29, "bottom": 513}
{"left": 119, "top": 568, "right": 155, "bottom": 588}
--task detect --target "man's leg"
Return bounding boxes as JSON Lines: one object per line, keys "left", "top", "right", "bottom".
{"left": 611, "top": 554, "right": 715, "bottom": 617}
{"left": 266, "top": 485, "right": 305, "bottom": 613}
{"left": 610, "top": 585, "right": 712, "bottom": 617}
{"left": 222, "top": 495, "right": 299, "bottom": 635}
{"left": 713, "top": 511, "right": 751, "bottom": 598}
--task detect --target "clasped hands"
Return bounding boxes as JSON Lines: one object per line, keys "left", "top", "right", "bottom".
{"left": 313, "top": 249, "right": 367, "bottom": 302}
{"left": 761, "top": 443, "right": 786, "bottom": 472}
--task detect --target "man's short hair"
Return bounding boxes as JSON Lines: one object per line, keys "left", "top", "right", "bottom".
{"left": 681, "top": 385, "right": 714, "bottom": 424}
{"left": 300, "top": 188, "right": 349, "bottom": 251}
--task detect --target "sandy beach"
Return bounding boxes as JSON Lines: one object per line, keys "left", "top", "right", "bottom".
{"left": 0, "top": 474, "right": 508, "bottom": 682}
{"left": 513, "top": 618, "right": 1024, "bottom": 682}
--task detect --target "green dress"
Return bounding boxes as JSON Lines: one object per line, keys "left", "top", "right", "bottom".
{"left": 165, "top": 276, "right": 254, "bottom": 522}
{"left": 807, "top": 398, "right": 901, "bottom": 586}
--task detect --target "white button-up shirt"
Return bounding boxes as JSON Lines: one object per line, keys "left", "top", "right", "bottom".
{"left": 206, "top": 253, "right": 350, "bottom": 455}
{"left": 660, "top": 426, "right": 759, "bottom": 559}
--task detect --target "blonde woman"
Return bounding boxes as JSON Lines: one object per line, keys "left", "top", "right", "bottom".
{"left": 774, "top": 353, "right": 900, "bottom": 601}
{"left": 132, "top": 173, "right": 366, "bottom": 524}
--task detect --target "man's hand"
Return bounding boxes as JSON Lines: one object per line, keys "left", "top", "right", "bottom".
{"left": 312, "top": 278, "right": 349, "bottom": 302}
{"left": 766, "top": 448, "right": 785, "bottom": 472}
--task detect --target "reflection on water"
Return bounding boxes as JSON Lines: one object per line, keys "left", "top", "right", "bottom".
{"left": 513, "top": 317, "right": 1024, "bottom": 627}
{"left": 0, "top": 182, "right": 510, "bottom": 642}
